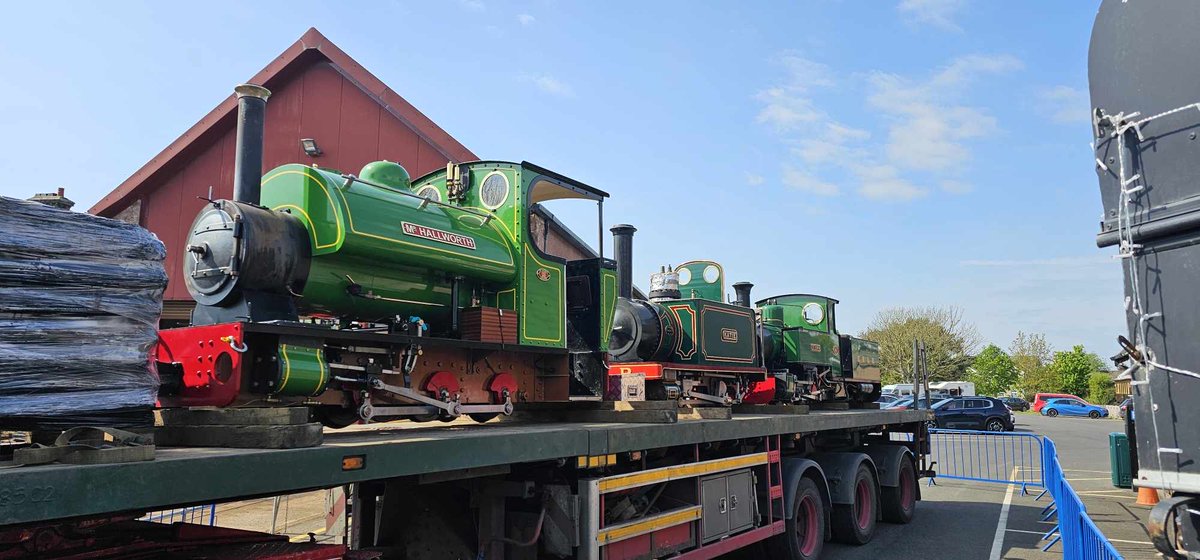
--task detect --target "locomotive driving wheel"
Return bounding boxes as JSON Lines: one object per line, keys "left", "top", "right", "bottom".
{"left": 468, "top": 372, "right": 518, "bottom": 423}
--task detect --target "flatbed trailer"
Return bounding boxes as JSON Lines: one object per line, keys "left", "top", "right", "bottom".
{"left": 0, "top": 408, "right": 931, "bottom": 560}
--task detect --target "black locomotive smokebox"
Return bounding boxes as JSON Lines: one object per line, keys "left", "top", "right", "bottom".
{"left": 182, "top": 200, "right": 311, "bottom": 307}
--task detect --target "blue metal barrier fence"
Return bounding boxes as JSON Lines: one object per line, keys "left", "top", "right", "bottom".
{"left": 927, "top": 429, "right": 1044, "bottom": 494}
{"left": 1039, "top": 437, "right": 1122, "bottom": 560}
{"left": 921, "top": 428, "right": 1121, "bottom": 559}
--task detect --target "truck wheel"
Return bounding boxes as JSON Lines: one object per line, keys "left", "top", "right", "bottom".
{"left": 831, "top": 464, "right": 877, "bottom": 545}
{"left": 1088, "top": 410, "right": 1101, "bottom": 419}
{"left": 881, "top": 458, "right": 917, "bottom": 524}
{"left": 766, "top": 477, "right": 825, "bottom": 560}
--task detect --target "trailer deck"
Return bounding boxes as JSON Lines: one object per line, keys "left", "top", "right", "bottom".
{"left": 0, "top": 408, "right": 928, "bottom": 527}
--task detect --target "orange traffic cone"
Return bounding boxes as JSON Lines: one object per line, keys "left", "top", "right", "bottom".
{"left": 1137, "top": 486, "right": 1160, "bottom": 506}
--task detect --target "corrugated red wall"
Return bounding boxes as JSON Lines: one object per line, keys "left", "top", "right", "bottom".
{"left": 136, "top": 62, "right": 456, "bottom": 301}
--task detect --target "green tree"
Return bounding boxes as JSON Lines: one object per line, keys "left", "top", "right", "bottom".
{"left": 1087, "top": 372, "right": 1116, "bottom": 404}
{"left": 1049, "top": 345, "right": 1105, "bottom": 397}
{"left": 969, "top": 344, "right": 1019, "bottom": 396}
{"left": 861, "top": 306, "right": 981, "bottom": 385}
{"left": 1010, "top": 331, "right": 1056, "bottom": 398}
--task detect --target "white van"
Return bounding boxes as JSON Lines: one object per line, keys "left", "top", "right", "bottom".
{"left": 881, "top": 384, "right": 915, "bottom": 397}
{"left": 928, "top": 381, "right": 976, "bottom": 397}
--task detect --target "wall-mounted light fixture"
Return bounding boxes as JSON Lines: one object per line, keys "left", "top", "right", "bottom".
{"left": 300, "top": 138, "right": 323, "bottom": 157}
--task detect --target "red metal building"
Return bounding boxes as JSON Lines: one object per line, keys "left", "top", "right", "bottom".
{"left": 91, "top": 28, "right": 604, "bottom": 323}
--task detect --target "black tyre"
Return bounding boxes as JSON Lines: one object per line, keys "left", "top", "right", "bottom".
{"left": 830, "top": 464, "right": 877, "bottom": 545}
{"left": 1046, "top": 408, "right": 1059, "bottom": 417}
{"left": 1088, "top": 410, "right": 1101, "bottom": 419}
{"left": 468, "top": 413, "right": 499, "bottom": 423}
{"left": 766, "top": 476, "right": 826, "bottom": 560}
{"left": 881, "top": 457, "right": 917, "bottom": 524}
{"left": 984, "top": 418, "right": 1006, "bottom": 432}
{"left": 312, "top": 405, "right": 359, "bottom": 429}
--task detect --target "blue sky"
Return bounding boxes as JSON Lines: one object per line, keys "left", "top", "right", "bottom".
{"left": 0, "top": 1, "right": 1121, "bottom": 357}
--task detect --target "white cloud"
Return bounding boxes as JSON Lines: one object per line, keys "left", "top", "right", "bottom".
{"left": 745, "top": 173, "right": 765, "bottom": 186}
{"left": 753, "top": 53, "right": 833, "bottom": 132}
{"left": 853, "top": 164, "right": 927, "bottom": 201}
{"left": 1039, "top": 85, "right": 1089, "bottom": 125}
{"left": 898, "top": 0, "right": 966, "bottom": 32}
{"left": 754, "top": 51, "right": 1017, "bottom": 203}
{"left": 460, "top": 0, "right": 485, "bottom": 11}
{"left": 527, "top": 75, "right": 574, "bottom": 97}
{"left": 868, "top": 54, "right": 1021, "bottom": 173}
{"left": 777, "top": 53, "right": 834, "bottom": 90}
{"left": 755, "top": 88, "right": 824, "bottom": 132}
{"left": 782, "top": 166, "right": 840, "bottom": 196}
{"left": 792, "top": 122, "right": 870, "bottom": 164}
{"left": 940, "top": 179, "right": 972, "bottom": 194}
{"left": 517, "top": 13, "right": 535, "bottom": 26}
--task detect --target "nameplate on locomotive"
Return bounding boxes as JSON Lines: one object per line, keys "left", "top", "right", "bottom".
{"left": 401, "top": 222, "right": 477, "bottom": 250}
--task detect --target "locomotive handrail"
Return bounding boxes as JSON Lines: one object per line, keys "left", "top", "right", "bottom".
{"left": 339, "top": 173, "right": 495, "bottom": 224}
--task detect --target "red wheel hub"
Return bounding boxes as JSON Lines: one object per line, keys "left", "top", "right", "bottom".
{"left": 855, "top": 478, "right": 872, "bottom": 529}
{"left": 423, "top": 371, "right": 460, "bottom": 400}
{"left": 797, "top": 494, "right": 819, "bottom": 555}
{"left": 487, "top": 372, "right": 517, "bottom": 403}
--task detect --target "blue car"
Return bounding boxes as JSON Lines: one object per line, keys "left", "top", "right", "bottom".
{"left": 1041, "top": 397, "right": 1109, "bottom": 419}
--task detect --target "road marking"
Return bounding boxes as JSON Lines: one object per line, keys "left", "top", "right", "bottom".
{"left": 989, "top": 466, "right": 1019, "bottom": 560}
{"left": 1006, "top": 528, "right": 1152, "bottom": 546}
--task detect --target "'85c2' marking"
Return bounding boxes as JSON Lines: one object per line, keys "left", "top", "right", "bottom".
{"left": 0, "top": 485, "right": 56, "bottom": 507}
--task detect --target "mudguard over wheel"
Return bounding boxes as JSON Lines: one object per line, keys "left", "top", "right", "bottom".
{"left": 831, "top": 463, "right": 878, "bottom": 545}
{"left": 766, "top": 477, "right": 826, "bottom": 560}
{"left": 881, "top": 457, "right": 917, "bottom": 524}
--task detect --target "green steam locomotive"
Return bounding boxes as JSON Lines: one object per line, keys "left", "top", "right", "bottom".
{"left": 155, "top": 84, "right": 879, "bottom": 426}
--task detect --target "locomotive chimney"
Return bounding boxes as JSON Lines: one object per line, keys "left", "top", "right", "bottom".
{"left": 733, "top": 282, "right": 754, "bottom": 307}
{"left": 611, "top": 224, "right": 637, "bottom": 299}
{"left": 232, "top": 84, "right": 271, "bottom": 205}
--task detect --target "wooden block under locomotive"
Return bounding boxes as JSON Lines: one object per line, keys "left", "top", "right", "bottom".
{"left": 460, "top": 307, "right": 518, "bottom": 344}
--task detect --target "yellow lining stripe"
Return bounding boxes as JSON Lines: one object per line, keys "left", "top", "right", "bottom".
{"left": 263, "top": 170, "right": 345, "bottom": 249}
{"left": 267, "top": 166, "right": 516, "bottom": 267}
{"left": 598, "top": 452, "right": 768, "bottom": 493}
{"left": 598, "top": 506, "right": 702, "bottom": 544}
{"left": 278, "top": 344, "right": 293, "bottom": 393}
{"left": 520, "top": 245, "right": 565, "bottom": 343}
{"left": 312, "top": 346, "right": 326, "bottom": 397}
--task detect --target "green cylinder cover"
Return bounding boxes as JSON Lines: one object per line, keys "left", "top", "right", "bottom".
{"left": 275, "top": 343, "right": 329, "bottom": 396}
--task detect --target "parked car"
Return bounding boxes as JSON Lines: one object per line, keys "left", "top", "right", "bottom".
{"left": 1118, "top": 397, "right": 1132, "bottom": 419}
{"left": 876, "top": 394, "right": 900, "bottom": 405}
{"left": 930, "top": 397, "right": 1015, "bottom": 431}
{"left": 1032, "top": 392, "right": 1078, "bottom": 413}
{"left": 1041, "top": 397, "right": 1109, "bottom": 419}
{"left": 999, "top": 396, "right": 1030, "bottom": 412}
{"left": 887, "top": 396, "right": 948, "bottom": 410}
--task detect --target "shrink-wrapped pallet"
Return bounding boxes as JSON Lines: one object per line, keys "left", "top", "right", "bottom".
{"left": 0, "top": 196, "right": 166, "bottom": 430}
